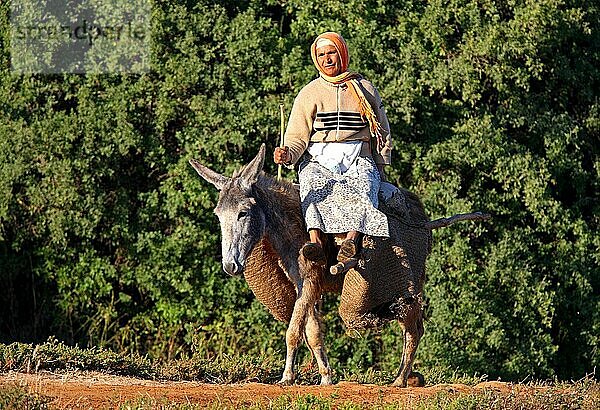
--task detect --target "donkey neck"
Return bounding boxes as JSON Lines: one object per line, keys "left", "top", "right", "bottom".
{"left": 253, "top": 175, "right": 306, "bottom": 274}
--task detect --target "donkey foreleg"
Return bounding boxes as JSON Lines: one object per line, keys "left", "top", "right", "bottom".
{"left": 279, "top": 292, "right": 305, "bottom": 385}
{"left": 305, "top": 305, "right": 332, "bottom": 385}
{"left": 393, "top": 310, "right": 425, "bottom": 387}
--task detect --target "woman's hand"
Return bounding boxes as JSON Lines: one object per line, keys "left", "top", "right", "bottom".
{"left": 273, "top": 146, "right": 290, "bottom": 165}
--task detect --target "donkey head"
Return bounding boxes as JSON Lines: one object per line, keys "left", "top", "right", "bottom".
{"left": 189, "top": 144, "right": 267, "bottom": 276}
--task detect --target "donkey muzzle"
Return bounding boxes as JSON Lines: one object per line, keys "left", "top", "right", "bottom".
{"left": 223, "top": 261, "right": 243, "bottom": 276}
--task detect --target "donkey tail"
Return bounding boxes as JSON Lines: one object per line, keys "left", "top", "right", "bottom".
{"left": 426, "top": 212, "right": 491, "bottom": 230}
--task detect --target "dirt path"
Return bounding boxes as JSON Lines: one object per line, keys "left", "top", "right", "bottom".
{"left": 0, "top": 371, "right": 554, "bottom": 408}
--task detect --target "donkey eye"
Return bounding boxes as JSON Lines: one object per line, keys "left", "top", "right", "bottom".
{"left": 238, "top": 211, "right": 248, "bottom": 219}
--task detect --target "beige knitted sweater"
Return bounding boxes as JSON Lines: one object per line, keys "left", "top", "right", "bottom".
{"left": 284, "top": 76, "right": 392, "bottom": 165}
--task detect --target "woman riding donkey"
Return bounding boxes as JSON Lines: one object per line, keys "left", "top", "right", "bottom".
{"left": 274, "top": 32, "right": 393, "bottom": 265}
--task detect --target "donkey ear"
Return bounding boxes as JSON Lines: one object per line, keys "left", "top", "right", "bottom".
{"left": 239, "top": 144, "right": 266, "bottom": 188}
{"left": 189, "top": 159, "right": 230, "bottom": 191}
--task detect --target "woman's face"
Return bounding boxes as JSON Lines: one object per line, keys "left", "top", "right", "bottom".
{"left": 316, "top": 45, "right": 341, "bottom": 76}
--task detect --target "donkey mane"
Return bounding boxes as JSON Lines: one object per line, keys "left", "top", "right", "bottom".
{"left": 252, "top": 172, "right": 307, "bottom": 248}
{"left": 255, "top": 173, "right": 302, "bottom": 218}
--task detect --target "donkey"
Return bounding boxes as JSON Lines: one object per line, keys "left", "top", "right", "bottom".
{"left": 189, "top": 144, "right": 487, "bottom": 387}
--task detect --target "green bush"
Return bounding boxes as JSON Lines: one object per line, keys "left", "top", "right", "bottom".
{"left": 0, "top": 385, "right": 49, "bottom": 410}
{"left": 0, "top": 0, "right": 597, "bottom": 381}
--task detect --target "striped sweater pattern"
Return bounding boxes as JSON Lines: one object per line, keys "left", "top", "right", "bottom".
{"left": 284, "top": 76, "right": 392, "bottom": 166}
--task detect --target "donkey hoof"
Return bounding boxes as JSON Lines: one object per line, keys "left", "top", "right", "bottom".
{"left": 391, "top": 378, "right": 407, "bottom": 388}
{"left": 320, "top": 375, "right": 333, "bottom": 386}
{"left": 277, "top": 376, "right": 295, "bottom": 386}
{"left": 407, "top": 372, "right": 425, "bottom": 387}
{"left": 392, "top": 371, "right": 425, "bottom": 387}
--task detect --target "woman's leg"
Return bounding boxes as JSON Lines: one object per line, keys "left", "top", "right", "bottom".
{"left": 345, "top": 230, "right": 359, "bottom": 242}
{"left": 309, "top": 228, "right": 323, "bottom": 246}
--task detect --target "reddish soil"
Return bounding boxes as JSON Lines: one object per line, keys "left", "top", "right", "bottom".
{"left": 0, "top": 371, "right": 553, "bottom": 408}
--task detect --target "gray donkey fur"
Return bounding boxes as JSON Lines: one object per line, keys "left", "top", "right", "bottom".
{"left": 189, "top": 144, "right": 488, "bottom": 387}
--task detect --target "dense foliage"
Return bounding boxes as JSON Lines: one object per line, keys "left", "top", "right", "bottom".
{"left": 0, "top": 0, "right": 598, "bottom": 381}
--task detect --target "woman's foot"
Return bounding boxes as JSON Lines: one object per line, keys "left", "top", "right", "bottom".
{"left": 301, "top": 242, "right": 327, "bottom": 264}
{"left": 337, "top": 238, "right": 359, "bottom": 262}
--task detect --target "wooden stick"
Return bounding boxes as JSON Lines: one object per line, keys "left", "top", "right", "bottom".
{"left": 330, "top": 257, "right": 358, "bottom": 275}
{"left": 277, "top": 103, "right": 284, "bottom": 181}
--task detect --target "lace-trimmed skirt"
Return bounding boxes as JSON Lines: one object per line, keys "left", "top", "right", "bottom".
{"left": 298, "top": 156, "right": 389, "bottom": 237}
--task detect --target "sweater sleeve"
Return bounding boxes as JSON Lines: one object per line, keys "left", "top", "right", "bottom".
{"left": 360, "top": 80, "right": 392, "bottom": 165}
{"left": 284, "top": 87, "right": 316, "bottom": 165}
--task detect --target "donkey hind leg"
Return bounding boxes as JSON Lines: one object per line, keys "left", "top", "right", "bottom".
{"left": 279, "top": 277, "right": 320, "bottom": 385}
{"left": 304, "top": 304, "right": 333, "bottom": 385}
{"left": 392, "top": 310, "right": 425, "bottom": 387}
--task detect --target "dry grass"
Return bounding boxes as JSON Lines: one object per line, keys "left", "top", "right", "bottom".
{"left": 1, "top": 339, "right": 598, "bottom": 409}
